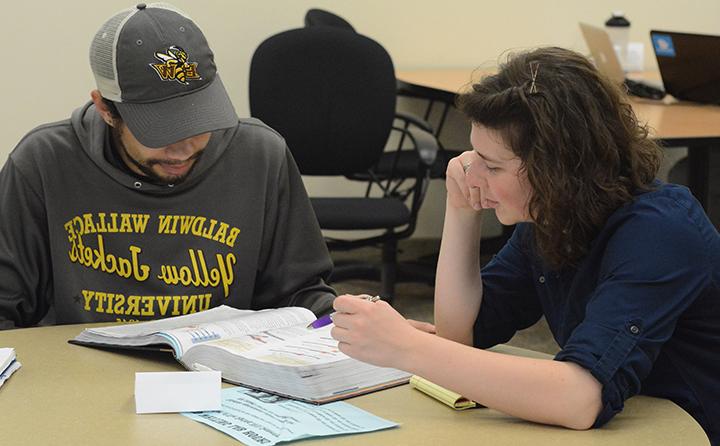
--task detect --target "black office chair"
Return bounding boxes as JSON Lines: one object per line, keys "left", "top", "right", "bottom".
{"left": 303, "top": 8, "right": 464, "bottom": 180}
{"left": 304, "top": 8, "right": 355, "bottom": 32}
{"left": 249, "top": 27, "right": 439, "bottom": 300}
{"left": 302, "top": 8, "right": 513, "bottom": 256}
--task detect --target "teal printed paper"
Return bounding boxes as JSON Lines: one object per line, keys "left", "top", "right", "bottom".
{"left": 183, "top": 387, "right": 398, "bottom": 445}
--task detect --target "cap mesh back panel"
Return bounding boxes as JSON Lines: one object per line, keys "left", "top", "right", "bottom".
{"left": 89, "top": 9, "right": 133, "bottom": 81}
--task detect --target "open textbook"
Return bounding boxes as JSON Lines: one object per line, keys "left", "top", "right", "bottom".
{"left": 70, "top": 306, "right": 410, "bottom": 404}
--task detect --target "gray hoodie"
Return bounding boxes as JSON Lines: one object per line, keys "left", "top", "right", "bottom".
{"left": 0, "top": 102, "right": 335, "bottom": 328}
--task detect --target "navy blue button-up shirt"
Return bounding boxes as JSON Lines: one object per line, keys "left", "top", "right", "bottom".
{"left": 474, "top": 183, "right": 719, "bottom": 444}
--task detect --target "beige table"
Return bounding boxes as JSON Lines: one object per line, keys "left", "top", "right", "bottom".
{"left": 0, "top": 323, "right": 709, "bottom": 445}
{"left": 397, "top": 69, "right": 720, "bottom": 210}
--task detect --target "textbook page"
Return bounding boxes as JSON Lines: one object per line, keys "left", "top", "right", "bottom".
{"left": 202, "top": 324, "right": 346, "bottom": 366}
{"left": 179, "top": 322, "right": 411, "bottom": 403}
{"left": 160, "top": 307, "right": 316, "bottom": 357}
{"left": 84, "top": 305, "right": 251, "bottom": 338}
{"left": 80, "top": 306, "right": 315, "bottom": 358}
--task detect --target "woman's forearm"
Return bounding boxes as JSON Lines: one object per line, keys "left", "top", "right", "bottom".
{"left": 398, "top": 331, "right": 603, "bottom": 430}
{"left": 434, "top": 201, "right": 485, "bottom": 344}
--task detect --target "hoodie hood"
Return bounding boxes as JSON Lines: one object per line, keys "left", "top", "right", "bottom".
{"left": 70, "top": 101, "right": 236, "bottom": 195}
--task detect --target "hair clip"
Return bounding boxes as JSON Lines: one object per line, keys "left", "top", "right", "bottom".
{"left": 529, "top": 61, "right": 540, "bottom": 94}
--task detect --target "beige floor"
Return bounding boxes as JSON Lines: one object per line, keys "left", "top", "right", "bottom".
{"left": 330, "top": 239, "right": 560, "bottom": 355}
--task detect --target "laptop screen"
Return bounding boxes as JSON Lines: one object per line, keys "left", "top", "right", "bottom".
{"left": 651, "top": 30, "right": 720, "bottom": 104}
{"left": 579, "top": 22, "right": 625, "bottom": 84}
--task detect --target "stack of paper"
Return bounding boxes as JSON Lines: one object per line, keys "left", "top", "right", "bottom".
{"left": 0, "top": 348, "right": 21, "bottom": 388}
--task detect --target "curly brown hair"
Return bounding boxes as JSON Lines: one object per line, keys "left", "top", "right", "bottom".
{"left": 457, "top": 47, "right": 663, "bottom": 269}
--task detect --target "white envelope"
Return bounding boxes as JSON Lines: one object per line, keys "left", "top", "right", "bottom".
{"left": 135, "top": 371, "right": 221, "bottom": 414}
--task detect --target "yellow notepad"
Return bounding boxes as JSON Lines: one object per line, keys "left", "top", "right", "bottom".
{"left": 410, "top": 375, "right": 477, "bottom": 410}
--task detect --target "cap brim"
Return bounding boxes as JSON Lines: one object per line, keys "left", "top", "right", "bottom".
{"left": 115, "top": 75, "right": 238, "bottom": 148}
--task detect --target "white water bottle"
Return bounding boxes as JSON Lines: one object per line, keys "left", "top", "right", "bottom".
{"left": 605, "top": 11, "right": 630, "bottom": 71}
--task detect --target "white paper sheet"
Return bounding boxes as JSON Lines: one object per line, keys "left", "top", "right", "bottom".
{"left": 0, "top": 347, "right": 20, "bottom": 389}
{"left": 0, "top": 347, "right": 15, "bottom": 372}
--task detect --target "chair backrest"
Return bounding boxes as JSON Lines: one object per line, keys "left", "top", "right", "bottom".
{"left": 249, "top": 27, "right": 396, "bottom": 175}
{"left": 304, "top": 8, "right": 356, "bottom": 32}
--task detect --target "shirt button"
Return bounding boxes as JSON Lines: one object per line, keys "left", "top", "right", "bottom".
{"left": 538, "top": 275, "right": 546, "bottom": 284}
{"left": 629, "top": 325, "right": 640, "bottom": 335}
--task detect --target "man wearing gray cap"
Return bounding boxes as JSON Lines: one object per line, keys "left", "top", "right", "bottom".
{"left": 0, "top": 3, "right": 336, "bottom": 328}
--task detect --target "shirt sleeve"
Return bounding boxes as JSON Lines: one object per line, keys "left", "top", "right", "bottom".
{"left": 252, "top": 146, "right": 336, "bottom": 315}
{"left": 473, "top": 224, "right": 543, "bottom": 348}
{"left": 0, "top": 157, "right": 53, "bottom": 329}
{"left": 554, "top": 195, "right": 715, "bottom": 427}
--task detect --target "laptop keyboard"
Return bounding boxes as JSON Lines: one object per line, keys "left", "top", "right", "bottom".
{"left": 624, "top": 79, "right": 666, "bottom": 100}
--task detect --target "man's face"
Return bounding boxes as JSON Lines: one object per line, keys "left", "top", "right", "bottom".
{"left": 114, "top": 122, "right": 211, "bottom": 185}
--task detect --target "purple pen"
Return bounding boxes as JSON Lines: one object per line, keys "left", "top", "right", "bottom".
{"left": 307, "top": 313, "right": 334, "bottom": 329}
{"left": 306, "top": 295, "right": 381, "bottom": 329}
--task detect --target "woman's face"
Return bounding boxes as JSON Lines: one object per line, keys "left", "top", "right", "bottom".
{"left": 466, "top": 123, "right": 533, "bottom": 225}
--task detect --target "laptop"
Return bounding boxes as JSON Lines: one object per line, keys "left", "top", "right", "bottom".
{"left": 650, "top": 30, "right": 720, "bottom": 104}
{"left": 579, "top": 22, "right": 665, "bottom": 100}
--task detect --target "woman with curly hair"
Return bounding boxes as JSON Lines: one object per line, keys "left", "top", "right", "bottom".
{"left": 330, "top": 47, "right": 719, "bottom": 443}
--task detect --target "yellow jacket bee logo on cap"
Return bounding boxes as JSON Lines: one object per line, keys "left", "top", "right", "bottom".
{"left": 150, "top": 46, "right": 201, "bottom": 84}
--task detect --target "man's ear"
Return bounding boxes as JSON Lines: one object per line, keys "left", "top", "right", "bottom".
{"left": 90, "top": 90, "right": 115, "bottom": 127}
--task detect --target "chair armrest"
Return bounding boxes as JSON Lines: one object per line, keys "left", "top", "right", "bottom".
{"left": 394, "top": 111, "right": 435, "bottom": 134}
{"left": 392, "top": 125, "right": 439, "bottom": 166}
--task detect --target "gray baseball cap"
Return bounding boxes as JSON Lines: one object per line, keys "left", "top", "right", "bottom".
{"left": 90, "top": 3, "right": 238, "bottom": 148}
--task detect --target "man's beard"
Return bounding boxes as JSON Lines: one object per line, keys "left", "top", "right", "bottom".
{"left": 123, "top": 145, "right": 204, "bottom": 185}
{"left": 114, "top": 128, "right": 204, "bottom": 185}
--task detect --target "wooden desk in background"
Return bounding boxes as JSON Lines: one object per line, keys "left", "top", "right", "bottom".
{"left": 0, "top": 323, "right": 709, "bottom": 445}
{"left": 397, "top": 69, "right": 720, "bottom": 209}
